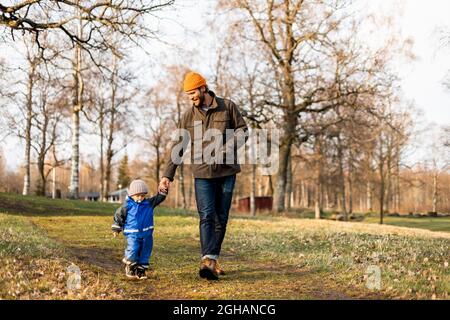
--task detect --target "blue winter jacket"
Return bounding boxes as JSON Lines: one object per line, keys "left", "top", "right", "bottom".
{"left": 111, "top": 192, "right": 166, "bottom": 236}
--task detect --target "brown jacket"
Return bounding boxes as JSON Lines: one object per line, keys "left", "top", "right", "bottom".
{"left": 163, "top": 91, "right": 248, "bottom": 181}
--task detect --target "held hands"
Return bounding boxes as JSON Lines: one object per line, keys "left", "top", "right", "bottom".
{"left": 158, "top": 177, "right": 171, "bottom": 194}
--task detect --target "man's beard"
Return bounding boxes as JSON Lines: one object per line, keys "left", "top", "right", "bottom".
{"left": 197, "top": 91, "right": 205, "bottom": 107}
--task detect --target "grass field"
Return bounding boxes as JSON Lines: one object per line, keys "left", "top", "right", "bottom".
{"left": 0, "top": 193, "right": 448, "bottom": 300}
{"left": 363, "top": 215, "right": 450, "bottom": 233}
{"left": 278, "top": 209, "right": 450, "bottom": 233}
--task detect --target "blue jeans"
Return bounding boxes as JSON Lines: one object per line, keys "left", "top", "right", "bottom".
{"left": 124, "top": 231, "right": 153, "bottom": 268}
{"left": 194, "top": 174, "right": 236, "bottom": 260}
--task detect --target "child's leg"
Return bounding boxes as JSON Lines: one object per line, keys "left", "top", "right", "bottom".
{"left": 138, "top": 230, "right": 154, "bottom": 269}
{"left": 123, "top": 233, "right": 142, "bottom": 265}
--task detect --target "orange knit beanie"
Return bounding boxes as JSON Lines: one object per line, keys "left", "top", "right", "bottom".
{"left": 183, "top": 72, "right": 207, "bottom": 92}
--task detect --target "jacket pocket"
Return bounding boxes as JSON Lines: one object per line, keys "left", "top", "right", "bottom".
{"left": 211, "top": 113, "right": 230, "bottom": 133}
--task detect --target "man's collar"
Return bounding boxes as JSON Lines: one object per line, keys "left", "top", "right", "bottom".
{"left": 195, "top": 90, "right": 218, "bottom": 109}
{"left": 208, "top": 91, "right": 218, "bottom": 109}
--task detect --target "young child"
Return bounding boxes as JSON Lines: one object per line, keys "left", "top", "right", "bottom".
{"left": 111, "top": 179, "right": 167, "bottom": 279}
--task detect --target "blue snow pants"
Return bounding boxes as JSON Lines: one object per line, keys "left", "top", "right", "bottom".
{"left": 124, "top": 230, "right": 153, "bottom": 269}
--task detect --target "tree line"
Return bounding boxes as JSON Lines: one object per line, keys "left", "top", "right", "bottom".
{"left": 0, "top": 0, "right": 449, "bottom": 222}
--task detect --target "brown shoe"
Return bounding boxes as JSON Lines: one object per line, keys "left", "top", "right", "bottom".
{"left": 215, "top": 261, "right": 225, "bottom": 276}
{"left": 199, "top": 258, "right": 219, "bottom": 280}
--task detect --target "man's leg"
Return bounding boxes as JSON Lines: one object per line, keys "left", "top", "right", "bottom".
{"left": 195, "top": 178, "right": 220, "bottom": 280}
{"left": 195, "top": 178, "right": 219, "bottom": 260}
{"left": 214, "top": 175, "right": 236, "bottom": 258}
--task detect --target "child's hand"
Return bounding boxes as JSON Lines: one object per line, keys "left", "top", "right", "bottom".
{"left": 159, "top": 177, "right": 171, "bottom": 193}
{"left": 159, "top": 186, "right": 168, "bottom": 194}
{"left": 112, "top": 231, "right": 120, "bottom": 238}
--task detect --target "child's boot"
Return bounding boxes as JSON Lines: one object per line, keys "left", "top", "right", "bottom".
{"left": 125, "top": 262, "right": 137, "bottom": 278}
{"left": 136, "top": 265, "right": 147, "bottom": 280}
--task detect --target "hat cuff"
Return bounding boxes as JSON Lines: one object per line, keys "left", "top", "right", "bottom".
{"left": 184, "top": 81, "right": 206, "bottom": 92}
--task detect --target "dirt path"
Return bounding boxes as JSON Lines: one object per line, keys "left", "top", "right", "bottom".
{"left": 67, "top": 247, "right": 122, "bottom": 273}
{"left": 24, "top": 214, "right": 395, "bottom": 300}
{"left": 64, "top": 244, "right": 388, "bottom": 300}
{"left": 3, "top": 194, "right": 447, "bottom": 300}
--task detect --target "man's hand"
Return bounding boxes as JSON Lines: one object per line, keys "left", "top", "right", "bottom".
{"left": 159, "top": 177, "right": 171, "bottom": 193}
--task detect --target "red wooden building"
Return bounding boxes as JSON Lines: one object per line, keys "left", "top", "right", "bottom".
{"left": 237, "top": 197, "right": 273, "bottom": 213}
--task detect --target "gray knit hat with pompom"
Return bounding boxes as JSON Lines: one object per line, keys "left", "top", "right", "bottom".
{"left": 128, "top": 179, "right": 149, "bottom": 196}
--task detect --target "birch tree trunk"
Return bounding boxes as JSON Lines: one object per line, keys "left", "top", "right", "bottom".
{"left": 69, "top": 108, "right": 81, "bottom": 199}
{"left": 68, "top": 12, "right": 83, "bottom": 199}
{"left": 249, "top": 126, "right": 257, "bottom": 216}
{"left": 52, "top": 145, "right": 57, "bottom": 199}
{"left": 366, "top": 179, "right": 373, "bottom": 212}
{"left": 285, "top": 152, "right": 293, "bottom": 211}
{"left": 395, "top": 146, "right": 401, "bottom": 212}
{"left": 366, "top": 150, "right": 373, "bottom": 212}
{"left": 99, "top": 102, "right": 105, "bottom": 201}
{"left": 432, "top": 169, "right": 438, "bottom": 213}
{"left": 324, "top": 189, "right": 329, "bottom": 210}
{"left": 301, "top": 180, "right": 307, "bottom": 208}
{"left": 348, "top": 150, "right": 354, "bottom": 215}
{"left": 337, "top": 137, "right": 347, "bottom": 220}
{"left": 385, "top": 146, "right": 392, "bottom": 214}
{"left": 22, "top": 62, "right": 36, "bottom": 196}
{"left": 379, "top": 142, "right": 385, "bottom": 225}
{"left": 104, "top": 56, "right": 118, "bottom": 199}
{"left": 315, "top": 138, "right": 322, "bottom": 219}
{"left": 315, "top": 177, "right": 322, "bottom": 220}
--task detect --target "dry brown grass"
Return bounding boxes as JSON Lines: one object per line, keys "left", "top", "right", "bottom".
{"left": 0, "top": 193, "right": 448, "bottom": 300}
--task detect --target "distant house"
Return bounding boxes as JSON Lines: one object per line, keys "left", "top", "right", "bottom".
{"left": 79, "top": 192, "right": 101, "bottom": 202}
{"left": 238, "top": 196, "right": 273, "bottom": 213}
{"left": 107, "top": 188, "right": 128, "bottom": 203}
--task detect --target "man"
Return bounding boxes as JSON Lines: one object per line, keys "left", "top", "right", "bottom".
{"left": 159, "top": 71, "right": 248, "bottom": 280}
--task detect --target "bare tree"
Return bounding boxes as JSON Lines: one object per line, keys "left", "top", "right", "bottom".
{"left": 165, "top": 65, "right": 192, "bottom": 210}
{"left": 217, "top": 0, "right": 399, "bottom": 213}
{"left": 313, "top": 134, "right": 324, "bottom": 219}
{"left": 428, "top": 126, "right": 450, "bottom": 213}
{"left": 370, "top": 97, "right": 412, "bottom": 223}
{"left": 1, "top": 33, "right": 68, "bottom": 197}
{"left": 32, "top": 79, "right": 65, "bottom": 196}
{"left": 101, "top": 55, "right": 133, "bottom": 200}
{"left": 83, "top": 84, "right": 108, "bottom": 198}
{"left": 208, "top": 20, "right": 280, "bottom": 214}
{"left": 0, "top": 0, "right": 175, "bottom": 59}
{"left": 142, "top": 84, "right": 173, "bottom": 188}
{"left": 67, "top": 11, "right": 84, "bottom": 199}
{"left": 21, "top": 40, "right": 40, "bottom": 195}
{"left": 76, "top": 33, "right": 136, "bottom": 200}
{"left": 2, "top": 36, "right": 43, "bottom": 196}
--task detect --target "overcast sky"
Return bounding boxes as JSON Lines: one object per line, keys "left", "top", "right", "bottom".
{"left": 393, "top": 0, "right": 450, "bottom": 126}
{"left": 1, "top": 0, "right": 449, "bottom": 171}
